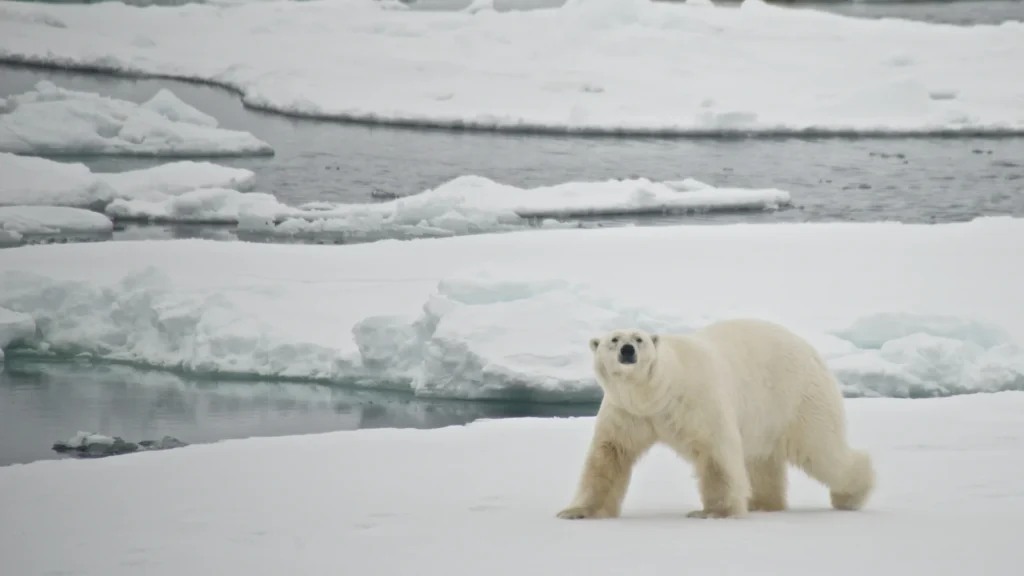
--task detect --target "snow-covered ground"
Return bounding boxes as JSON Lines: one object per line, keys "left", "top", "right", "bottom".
{"left": 0, "top": 206, "right": 113, "bottom": 246}
{"left": 0, "top": 217, "right": 1020, "bottom": 400}
{"left": 0, "top": 0, "right": 1021, "bottom": 135}
{"left": 0, "top": 81, "right": 273, "bottom": 156}
{"left": 1, "top": 391, "right": 1023, "bottom": 576}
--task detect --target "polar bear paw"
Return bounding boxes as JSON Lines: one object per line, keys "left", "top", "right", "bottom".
{"left": 686, "top": 507, "right": 744, "bottom": 519}
{"left": 556, "top": 505, "right": 609, "bottom": 520}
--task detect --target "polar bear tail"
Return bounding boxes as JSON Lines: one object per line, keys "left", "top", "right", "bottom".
{"left": 829, "top": 448, "right": 875, "bottom": 511}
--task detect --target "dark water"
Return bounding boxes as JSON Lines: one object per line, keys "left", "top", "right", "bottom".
{"left": 3, "top": 65, "right": 1023, "bottom": 234}
{"left": 0, "top": 360, "right": 596, "bottom": 467}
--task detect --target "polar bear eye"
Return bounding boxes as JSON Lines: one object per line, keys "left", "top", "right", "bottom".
{"left": 635, "top": 336, "right": 643, "bottom": 344}
{"left": 611, "top": 337, "right": 619, "bottom": 344}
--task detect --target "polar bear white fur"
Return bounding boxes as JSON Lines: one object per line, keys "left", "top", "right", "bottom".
{"left": 557, "top": 318, "right": 875, "bottom": 520}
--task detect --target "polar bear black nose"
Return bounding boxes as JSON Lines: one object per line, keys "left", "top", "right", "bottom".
{"left": 620, "top": 344, "right": 636, "bottom": 357}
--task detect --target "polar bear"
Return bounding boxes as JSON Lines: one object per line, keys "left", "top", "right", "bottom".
{"left": 557, "top": 318, "right": 875, "bottom": 520}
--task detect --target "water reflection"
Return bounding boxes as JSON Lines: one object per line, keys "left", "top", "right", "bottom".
{"left": 0, "top": 360, "right": 598, "bottom": 467}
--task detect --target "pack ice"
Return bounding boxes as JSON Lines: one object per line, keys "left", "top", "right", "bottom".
{"left": 0, "top": 217, "right": 1020, "bottom": 400}
{"left": 0, "top": 81, "right": 273, "bottom": 156}
{"left": 1, "top": 0, "right": 1021, "bottom": 134}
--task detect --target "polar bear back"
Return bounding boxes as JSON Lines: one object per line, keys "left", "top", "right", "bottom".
{"left": 656, "top": 318, "right": 845, "bottom": 459}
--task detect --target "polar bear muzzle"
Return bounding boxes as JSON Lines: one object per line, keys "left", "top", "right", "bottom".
{"left": 618, "top": 343, "right": 637, "bottom": 364}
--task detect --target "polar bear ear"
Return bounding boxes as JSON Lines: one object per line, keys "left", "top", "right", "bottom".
{"left": 589, "top": 337, "right": 601, "bottom": 352}
{"left": 650, "top": 334, "right": 659, "bottom": 346}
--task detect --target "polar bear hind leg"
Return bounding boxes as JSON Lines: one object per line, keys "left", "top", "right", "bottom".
{"left": 785, "top": 397, "right": 876, "bottom": 511}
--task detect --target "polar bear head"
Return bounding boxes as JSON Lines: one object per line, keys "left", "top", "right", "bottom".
{"left": 589, "top": 328, "right": 660, "bottom": 379}
{"left": 589, "top": 329, "right": 666, "bottom": 413}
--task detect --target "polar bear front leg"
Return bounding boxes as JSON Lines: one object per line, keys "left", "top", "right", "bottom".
{"left": 557, "top": 404, "right": 655, "bottom": 520}
{"left": 686, "top": 435, "right": 751, "bottom": 519}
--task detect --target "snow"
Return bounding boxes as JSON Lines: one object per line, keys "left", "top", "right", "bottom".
{"left": 0, "top": 152, "right": 255, "bottom": 209}
{"left": 2, "top": 391, "right": 1023, "bottom": 576}
{"left": 60, "top": 431, "right": 116, "bottom": 449}
{"left": 1, "top": 0, "right": 1022, "bottom": 135}
{"left": 101, "top": 174, "right": 790, "bottom": 229}
{"left": 1, "top": 153, "right": 785, "bottom": 231}
{"left": 234, "top": 175, "right": 791, "bottom": 234}
{"left": 0, "top": 206, "right": 113, "bottom": 245}
{"left": 98, "top": 160, "right": 256, "bottom": 199}
{"left": 0, "top": 217, "right": 1021, "bottom": 400}
{"left": 0, "top": 153, "right": 114, "bottom": 209}
{"left": 108, "top": 187, "right": 289, "bottom": 224}
{"left": 0, "top": 81, "right": 273, "bottom": 156}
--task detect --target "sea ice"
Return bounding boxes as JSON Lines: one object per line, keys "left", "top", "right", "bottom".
{"left": 0, "top": 152, "right": 256, "bottom": 208}
{"left": 1, "top": 0, "right": 1021, "bottom": 134}
{"left": 106, "top": 187, "right": 289, "bottom": 224}
{"left": 59, "top": 431, "right": 116, "bottom": 449}
{"left": 243, "top": 175, "right": 790, "bottom": 235}
{"left": 0, "top": 217, "right": 1020, "bottom": 400}
{"left": 1, "top": 392, "right": 1023, "bottom": 575}
{"left": 0, "top": 206, "right": 113, "bottom": 245}
{"left": 0, "top": 306, "right": 35, "bottom": 361}
{"left": 2, "top": 154, "right": 782, "bottom": 232}
{"left": 0, "top": 81, "right": 273, "bottom": 156}
{"left": 98, "top": 160, "right": 257, "bottom": 199}
{"left": 0, "top": 152, "right": 116, "bottom": 209}
{"left": 51, "top": 430, "right": 188, "bottom": 458}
